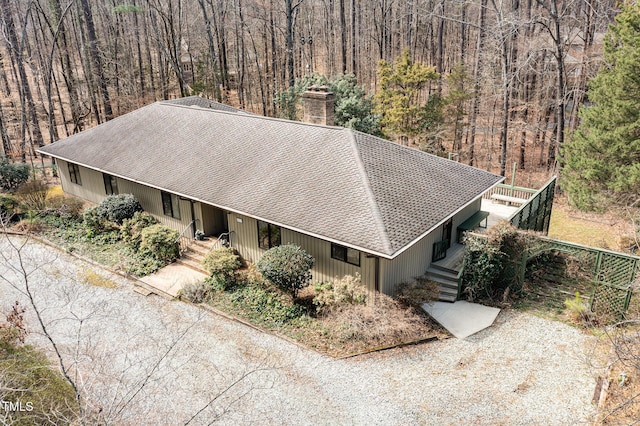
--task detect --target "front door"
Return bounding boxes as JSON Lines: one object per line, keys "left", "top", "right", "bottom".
{"left": 443, "top": 219, "right": 453, "bottom": 249}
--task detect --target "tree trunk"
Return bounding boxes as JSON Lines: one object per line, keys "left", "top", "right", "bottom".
{"left": 467, "top": 0, "right": 488, "bottom": 167}
{"left": 80, "top": 0, "right": 113, "bottom": 120}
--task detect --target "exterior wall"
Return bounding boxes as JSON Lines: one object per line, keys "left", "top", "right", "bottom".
{"left": 117, "top": 179, "right": 194, "bottom": 232}
{"left": 58, "top": 160, "right": 195, "bottom": 233}
{"left": 227, "top": 212, "right": 377, "bottom": 292}
{"left": 379, "top": 197, "right": 483, "bottom": 295}
{"left": 453, "top": 198, "right": 483, "bottom": 243}
{"left": 57, "top": 159, "right": 105, "bottom": 205}
{"left": 379, "top": 231, "right": 439, "bottom": 295}
{"left": 58, "top": 159, "right": 484, "bottom": 296}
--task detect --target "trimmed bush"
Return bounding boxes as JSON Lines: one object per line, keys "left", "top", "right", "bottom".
{"left": 257, "top": 244, "right": 314, "bottom": 299}
{"left": 202, "top": 247, "right": 241, "bottom": 277}
{"left": 0, "top": 159, "right": 30, "bottom": 192}
{"left": 313, "top": 274, "right": 368, "bottom": 314}
{"left": 83, "top": 206, "right": 116, "bottom": 237}
{"left": 139, "top": 224, "right": 179, "bottom": 262}
{"left": 120, "top": 212, "right": 158, "bottom": 248}
{"left": 229, "top": 284, "right": 305, "bottom": 325}
{"left": 96, "top": 194, "right": 142, "bottom": 224}
{"left": 180, "top": 280, "right": 210, "bottom": 303}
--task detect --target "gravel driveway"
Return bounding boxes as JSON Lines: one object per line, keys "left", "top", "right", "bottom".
{"left": 0, "top": 237, "right": 597, "bottom": 425}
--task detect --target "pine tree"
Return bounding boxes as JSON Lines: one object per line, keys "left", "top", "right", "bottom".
{"left": 563, "top": 3, "right": 640, "bottom": 210}
{"left": 374, "top": 49, "right": 441, "bottom": 146}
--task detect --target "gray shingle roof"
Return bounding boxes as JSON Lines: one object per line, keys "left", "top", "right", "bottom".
{"left": 38, "top": 98, "right": 502, "bottom": 258}
{"left": 163, "top": 96, "right": 245, "bottom": 113}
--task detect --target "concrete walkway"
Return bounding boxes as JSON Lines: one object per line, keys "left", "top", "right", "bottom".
{"left": 422, "top": 301, "right": 501, "bottom": 339}
{"left": 138, "top": 262, "right": 208, "bottom": 297}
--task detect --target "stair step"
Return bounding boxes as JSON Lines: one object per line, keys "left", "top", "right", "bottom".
{"left": 426, "top": 267, "right": 458, "bottom": 282}
{"left": 439, "top": 286, "right": 458, "bottom": 296}
{"left": 438, "top": 293, "right": 457, "bottom": 303}
{"left": 182, "top": 251, "right": 205, "bottom": 264}
{"left": 430, "top": 263, "right": 460, "bottom": 275}
{"left": 176, "top": 257, "right": 208, "bottom": 274}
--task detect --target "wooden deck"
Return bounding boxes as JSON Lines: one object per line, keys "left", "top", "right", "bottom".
{"left": 432, "top": 243, "right": 465, "bottom": 272}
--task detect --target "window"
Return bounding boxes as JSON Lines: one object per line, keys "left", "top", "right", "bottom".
{"left": 68, "top": 163, "right": 82, "bottom": 185}
{"left": 257, "top": 220, "right": 281, "bottom": 250}
{"left": 331, "top": 243, "right": 360, "bottom": 266}
{"left": 161, "top": 191, "right": 181, "bottom": 219}
{"left": 103, "top": 173, "right": 118, "bottom": 195}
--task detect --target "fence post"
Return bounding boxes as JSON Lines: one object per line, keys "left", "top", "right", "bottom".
{"left": 594, "top": 251, "right": 603, "bottom": 280}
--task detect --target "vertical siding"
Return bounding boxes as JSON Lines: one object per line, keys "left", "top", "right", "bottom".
{"left": 380, "top": 231, "right": 438, "bottom": 295}
{"left": 57, "top": 160, "right": 105, "bottom": 205}
{"left": 227, "top": 212, "right": 377, "bottom": 292}
{"left": 117, "top": 179, "right": 194, "bottom": 232}
{"left": 379, "top": 198, "right": 483, "bottom": 295}
{"left": 57, "top": 162, "right": 194, "bottom": 234}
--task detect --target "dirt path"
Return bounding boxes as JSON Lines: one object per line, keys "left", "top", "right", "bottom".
{"left": 0, "top": 237, "right": 598, "bottom": 425}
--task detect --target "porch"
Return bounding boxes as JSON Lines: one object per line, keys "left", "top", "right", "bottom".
{"left": 426, "top": 186, "right": 534, "bottom": 302}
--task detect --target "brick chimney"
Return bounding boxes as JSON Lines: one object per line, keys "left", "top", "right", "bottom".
{"left": 302, "top": 85, "right": 335, "bottom": 126}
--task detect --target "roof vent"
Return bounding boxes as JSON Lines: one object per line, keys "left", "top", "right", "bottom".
{"left": 302, "top": 84, "right": 335, "bottom": 126}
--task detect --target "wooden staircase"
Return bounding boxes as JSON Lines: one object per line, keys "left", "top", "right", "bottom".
{"left": 427, "top": 243, "right": 465, "bottom": 303}
{"left": 426, "top": 264, "right": 460, "bottom": 302}
{"left": 175, "top": 237, "right": 219, "bottom": 274}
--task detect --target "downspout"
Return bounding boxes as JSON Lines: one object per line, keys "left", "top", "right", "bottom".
{"left": 375, "top": 256, "right": 380, "bottom": 293}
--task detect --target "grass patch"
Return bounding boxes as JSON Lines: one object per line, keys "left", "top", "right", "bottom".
{"left": 548, "top": 200, "right": 631, "bottom": 251}
{"left": 0, "top": 343, "right": 79, "bottom": 425}
{"left": 79, "top": 269, "right": 118, "bottom": 289}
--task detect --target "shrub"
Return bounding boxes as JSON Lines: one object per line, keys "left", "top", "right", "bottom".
{"left": 180, "top": 280, "right": 210, "bottom": 303}
{"left": 83, "top": 206, "right": 116, "bottom": 237}
{"left": 96, "top": 194, "right": 142, "bottom": 224}
{"left": 461, "top": 221, "right": 535, "bottom": 303}
{"left": 0, "top": 194, "right": 19, "bottom": 217}
{"left": 16, "top": 180, "right": 49, "bottom": 212}
{"left": 202, "top": 247, "right": 241, "bottom": 277}
{"left": 395, "top": 277, "right": 440, "bottom": 306}
{"left": 313, "top": 274, "right": 368, "bottom": 314}
{"left": 46, "top": 194, "right": 84, "bottom": 218}
{"left": 122, "top": 251, "right": 165, "bottom": 276}
{"left": 229, "top": 283, "right": 305, "bottom": 324}
{"left": 120, "top": 212, "right": 158, "bottom": 248}
{"left": 139, "top": 224, "right": 179, "bottom": 262}
{"left": 257, "top": 244, "right": 314, "bottom": 299}
{"left": 0, "top": 159, "right": 30, "bottom": 192}
{"left": 564, "top": 292, "right": 593, "bottom": 325}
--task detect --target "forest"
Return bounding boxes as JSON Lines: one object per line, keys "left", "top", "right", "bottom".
{"left": 0, "top": 0, "right": 623, "bottom": 189}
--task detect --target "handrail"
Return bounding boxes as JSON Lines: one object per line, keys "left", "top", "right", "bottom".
{"left": 175, "top": 219, "right": 197, "bottom": 243}
{"left": 175, "top": 219, "right": 196, "bottom": 255}
{"left": 208, "top": 231, "right": 233, "bottom": 252}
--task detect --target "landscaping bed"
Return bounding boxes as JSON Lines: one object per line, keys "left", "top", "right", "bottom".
{"left": 2, "top": 182, "right": 179, "bottom": 278}
{"left": 182, "top": 247, "right": 444, "bottom": 358}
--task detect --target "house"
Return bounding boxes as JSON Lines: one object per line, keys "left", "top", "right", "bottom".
{"left": 37, "top": 91, "right": 503, "bottom": 296}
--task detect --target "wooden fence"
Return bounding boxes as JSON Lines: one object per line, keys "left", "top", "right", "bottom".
{"left": 522, "top": 237, "right": 639, "bottom": 318}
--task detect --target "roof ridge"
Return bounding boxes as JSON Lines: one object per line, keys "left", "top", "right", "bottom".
{"left": 157, "top": 102, "right": 346, "bottom": 130}
{"left": 346, "top": 128, "right": 394, "bottom": 255}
